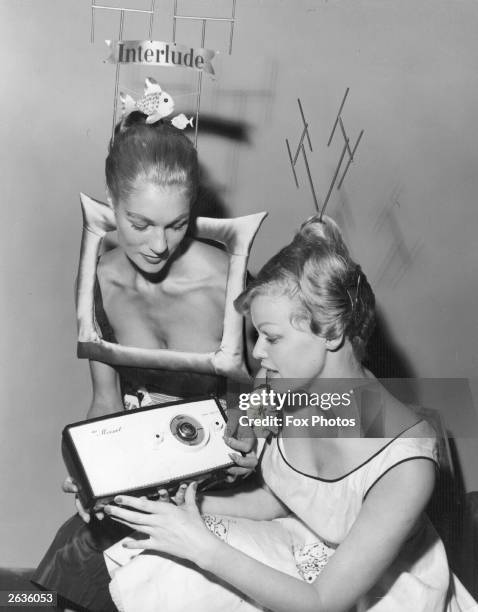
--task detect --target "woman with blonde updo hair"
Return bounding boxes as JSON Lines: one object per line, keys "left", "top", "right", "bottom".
{"left": 242, "top": 214, "right": 376, "bottom": 365}
{"left": 100, "top": 215, "right": 475, "bottom": 612}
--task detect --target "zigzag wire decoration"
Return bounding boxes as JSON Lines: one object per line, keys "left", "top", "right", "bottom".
{"left": 173, "top": 0, "right": 237, "bottom": 146}
{"left": 326, "top": 88, "right": 364, "bottom": 195}
{"left": 286, "top": 98, "right": 319, "bottom": 213}
{"left": 286, "top": 88, "right": 364, "bottom": 221}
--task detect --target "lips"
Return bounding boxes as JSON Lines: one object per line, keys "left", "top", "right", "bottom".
{"left": 141, "top": 253, "right": 166, "bottom": 264}
{"left": 262, "top": 363, "right": 279, "bottom": 375}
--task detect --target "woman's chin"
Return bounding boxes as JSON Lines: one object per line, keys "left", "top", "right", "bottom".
{"left": 268, "top": 375, "right": 317, "bottom": 394}
{"left": 142, "top": 261, "right": 167, "bottom": 273}
{"left": 129, "top": 255, "right": 169, "bottom": 276}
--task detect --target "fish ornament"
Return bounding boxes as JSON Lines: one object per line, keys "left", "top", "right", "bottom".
{"left": 171, "top": 114, "right": 194, "bottom": 130}
{"left": 120, "top": 78, "right": 194, "bottom": 130}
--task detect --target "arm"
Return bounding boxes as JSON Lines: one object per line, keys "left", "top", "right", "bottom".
{"left": 204, "top": 458, "right": 436, "bottom": 612}
{"left": 106, "top": 458, "right": 435, "bottom": 612}
{"left": 87, "top": 359, "right": 123, "bottom": 419}
{"left": 200, "top": 480, "right": 289, "bottom": 520}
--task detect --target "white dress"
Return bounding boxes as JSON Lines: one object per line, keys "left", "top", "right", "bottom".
{"left": 108, "top": 427, "right": 477, "bottom": 612}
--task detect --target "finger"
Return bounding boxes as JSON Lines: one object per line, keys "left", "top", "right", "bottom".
{"left": 105, "top": 505, "right": 148, "bottom": 524}
{"left": 62, "top": 478, "right": 78, "bottom": 494}
{"left": 75, "top": 497, "right": 90, "bottom": 523}
{"left": 226, "top": 465, "right": 253, "bottom": 477}
{"left": 225, "top": 473, "right": 238, "bottom": 483}
{"left": 224, "top": 437, "right": 255, "bottom": 453}
{"left": 184, "top": 482, "right": 198, "bottom": 506}
{"left": 109, "top": 516, "right": 153, "bottom": 534}
{"left": 229, "top": 454, "right": 257, "bottom": 469}
{"left": 105, "top": 504, "right": 157, "bottom": 526}
{"left": 226, "top": 464, "right": 257, "bottom": 479}
{"left": 173, "top": 483, "right": 187, "bottom": 505}
{"left": 157, "top": 489, "right": 170, "bottom": 503}
{"left": 228, "top": 452, "right": 258, "bottom": 470}
{"left": 114, "top": 495, "right": 163, "bottom": 514}
{"left": 122, "top": 538, "right": 151, "bottom": 550}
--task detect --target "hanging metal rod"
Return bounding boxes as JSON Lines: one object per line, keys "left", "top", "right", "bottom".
{"left": 174, "top": 15, "right": 234, "bottom": 22}
{"left": 92, "top": 5, "right": 153, "bottom": 13}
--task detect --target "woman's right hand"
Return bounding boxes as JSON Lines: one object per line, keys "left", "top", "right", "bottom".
{"left": 224, "top": 436, "right": 258, "bottom": 482}
{"left": 62, "top": 476, "right": 104, "bottom": 523}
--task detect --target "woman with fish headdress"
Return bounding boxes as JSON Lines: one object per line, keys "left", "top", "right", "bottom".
{"left": 32, "top": 78, "right": 258, "bottom": 612}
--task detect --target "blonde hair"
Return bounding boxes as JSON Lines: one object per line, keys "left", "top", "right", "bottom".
{"left": 235, "top": 215, "right": 375, "bottom": 361}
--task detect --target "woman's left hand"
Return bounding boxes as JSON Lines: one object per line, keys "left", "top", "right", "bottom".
{"left": 104, "top": 483, "right": 219, "bottom": 565}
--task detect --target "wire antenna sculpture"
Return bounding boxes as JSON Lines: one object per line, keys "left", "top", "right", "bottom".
{"left": 286, "top": 98, "right": 319, "bottom": 213}
{"left": 173, "top": 0, "right": 237, "bottom": 146}
{"left": 325, "top": 88, "right": 364, "bottom": 213}
{"left": 286, "top": 88, "right": 364, "bottom": 221}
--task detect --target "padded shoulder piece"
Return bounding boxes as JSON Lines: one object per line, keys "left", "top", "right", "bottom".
{"left": 76, "top": 193, "right": 267, "bottom": 383}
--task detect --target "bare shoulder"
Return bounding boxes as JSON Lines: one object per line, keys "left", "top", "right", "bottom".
{"left": 364, "top": 448, "right": 436, "bottom": 507}
{"left": 363, "top": 379, "right": 436, "bottom": 440}
{"left": 385, "top": 393, "right": 436, "bottom": 439}
{"left": 190, "top": 239, "right": 229, "bottom": 271}
{"left": 96, "top": 248, "right": 128, "bottom": 289}
{"left": 179, "top": 239, "right": 229, "bottom": 283}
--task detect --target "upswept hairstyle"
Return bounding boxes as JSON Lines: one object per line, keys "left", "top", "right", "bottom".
{"left": 105, "top": 111, "right": 199, "bottom": 205}
{"left": 235, "top": 215, "right": 375, "bottom": 361}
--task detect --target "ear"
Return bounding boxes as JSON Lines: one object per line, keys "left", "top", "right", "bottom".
{"left": 325, "top": 334, "right": 343, "bottom": 351}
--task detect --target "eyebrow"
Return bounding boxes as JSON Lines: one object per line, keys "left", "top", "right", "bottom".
{"left": 258, "top": 324, "right": 280, "bottom": 331}
{"left": 125, "top": 211, "right": 189, "bottom": 227}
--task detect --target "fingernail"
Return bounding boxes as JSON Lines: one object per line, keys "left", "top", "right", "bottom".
{"left": 114, "top": 496, "right": 123, "bottom": 504}
{"left": 104, "top": 505, "right": 111, "bottom": 513}
{"left": 180, "top": 483, "right": 187, "bottom": 489}
{"left": 159, "top": 489, "right": 167, "bottom": 495}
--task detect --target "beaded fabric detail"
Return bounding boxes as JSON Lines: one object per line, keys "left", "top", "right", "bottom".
{"left": 203, "top": 514, "right": 230, "bottom": 542}
{"left": 293, "top": 541, "right": 335, "bottom": 583}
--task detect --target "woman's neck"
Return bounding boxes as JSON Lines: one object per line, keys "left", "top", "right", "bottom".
{"left": 320, "top": 341, "right": 366, "bottom": 380}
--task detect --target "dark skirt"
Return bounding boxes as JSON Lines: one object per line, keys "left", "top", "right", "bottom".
{"left": 31, "top": 514, "right": 132, "bottom": 612}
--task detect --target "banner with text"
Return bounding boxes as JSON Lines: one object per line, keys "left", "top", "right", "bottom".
{"left": 105, "top": 40, "right": 217, "bottom": 75}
